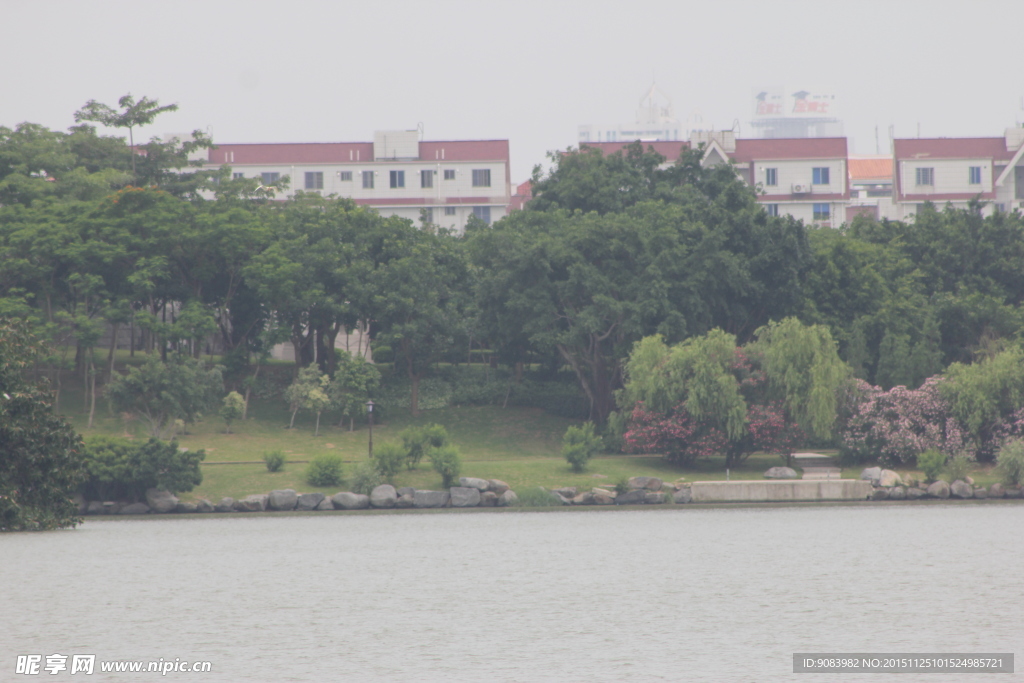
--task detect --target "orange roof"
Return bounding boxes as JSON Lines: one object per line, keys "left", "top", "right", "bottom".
{"left": 849, "top": 157, "right": 891, "bottom": 182}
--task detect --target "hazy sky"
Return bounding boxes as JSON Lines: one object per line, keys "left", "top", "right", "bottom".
{"left": 3, "top": 0, "right": 1023, "bottom": 181}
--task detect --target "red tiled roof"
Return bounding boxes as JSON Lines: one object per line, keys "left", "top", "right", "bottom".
{"left": 893, "top": 138, "right": 1013, "bottom": 161}
{"left": 731, "top": 138, "right": 847, "bottom": 162}
{"left": 849, "top": 157, "right": 892, "bottom": 182}
{"left": 208, "top": 140, "right": 509, "bottom": 165}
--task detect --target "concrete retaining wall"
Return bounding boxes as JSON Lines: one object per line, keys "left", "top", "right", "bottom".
{"left": 689, "top": 479, "right": 873, "bottom": 503}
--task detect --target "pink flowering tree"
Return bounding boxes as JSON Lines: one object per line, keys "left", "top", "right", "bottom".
{"left": 840, "top": 377, "right": 969, "bottom": 466}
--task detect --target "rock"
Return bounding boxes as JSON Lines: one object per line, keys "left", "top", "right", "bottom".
{"left": 988, "top": 483, "right": 1005, "bottom": 499}
{"left": 572, "top": 491, "right": 595, "bottom": 505}
{"left": 102, "top": 501, "right": 121, "bottom": 514}
{"left": 871, "top": 488, "right": 889, "bottom": 500}
{"left": 878, "top": 470, "right": 903, "bottom": 487}
{"left": 396, "top": 487, "right": 416, "bottom": 498}
{"left": 196, "top": 499, "right": 215, "bottom": 513}
{"left": 332, "top": 492, "right": 369, "bottom": 510}
{"left": 86, "top": 501, "right": 104, "bottom": 515}
{"left": 315, "top": 497, "right": 334, "bottom": 511}
{"left": 370, "top": 485, "right": 398, "bottom": 509}
{"left": 1005, "top": 487, "right": 1023, "bottom": 499}
{"left": 592, "top": 490, "right": 615, "bottom": 505}
{"left": 175, "top": 501, "right": 198, "bottom": 513}
{"left": 487, "top": 479, "right": 510, "bottom": 495}
{"left": 887, "top": 486, "right": 906, "bottom": 500}
{"left": 673, "top": 487, "right": 693, "bottom": 504}
{"left": 234, "top": 494, "right": 269, "bottom": 512}
{"left": 553, "top": 487, "right": 577, "bottom": 498}
{"left": 145, "top": 488, "right": 179, "bottom": 513}
{"left": 414, "top": 490, "right": 450, "bottom": 508}
{"left": 215, "top": 497, "right": 235, "bottom": 512}
{"left": 553, "top": 492, "right": 573, "bottom": 505}
{"left": 926, "top": 480, "right": 950, "bottom": 499}
{"left": 764, "top": 467, "right": 798, "bottom": 480}
{"left": 479, "top": 491, "right": 498, "bottom": 507}
{"left": 950, "top": 480, "right": 973, "bottom": 499}
{"left": 268, "top": 489, "right": 298, "bottom": 511}
{"left": 615, "top": 489, "right": 647, "bottom": 505}
{"left": 644, "top": 491, "right": 665, "bottom": 504}
{"left": 965, "top": 476, "right": 975, "bottom": 486}
{"left": 628, "top": 476, "right": 664, "bottom": 490}
{"left": 973, "top": 487, "right": 988, "bottom": 499}
{"left": 496, "top": 490, "right": 519, "bottom": 507}
{"left": 119, "top": 502, "right": 150, "bottom": 515}
{"left": 907, "top": 487, "right": 927, "bottom": 500}
{"left": 296, "top": 493, "right": 325, "bottom": 511}
{"left": 458, "top": 477, "right": 489, "bottom": 491}
{"left": 395, "top": 493, "right": 415, "bottom": 509}
{"left": 860, "top": 467, "right": 882, "bottom": 484}
{"left": 449, "top": 486, "right": 481, "bottom": 507}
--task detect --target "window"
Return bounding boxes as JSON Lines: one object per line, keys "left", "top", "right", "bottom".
{"left": 421, "top": 169, "right": 434, "bottom": 188}
{"left": 443, "top": 169, "right": 456, "bottom": 180}
{"left": 969, "top": 166, "right": 982, "bottom": 185}
{"left": 472, "top": 206, "right": 491, "bottom": 224}
{"left": 444, "top": 206, "right": 456, "bottom": 216}
{"left": 915, "top": 167, "right": 934, "bottom": 186}
{"left": 232, "top": 172, "right": 245, "bottom": 180}
{"left": 813, "top": 203, "right": 830, "bottom": 221}
{"left": 261, "top": 172, "right": 280, "bottom": 184}
{"left": 338, "top": 171, "right": 352, "bottom": 182}
{"left": 765, "top": 168, "right": 778, "bottom": 186}
{"left": 305, "top": 172, "right": 323, "bottom": 190}
{"left": 812, "top": 167, "right": 830, "bottom": 185}
{"left": 765, "top": 204, "right": 779, "bottom": 217}
{"left": 472, "top": 169, "right": 491, "bottom": 187}
{"left": 389, "top": 170, "right": 405, "bottom": 189}
{"left": 362, "top": 170, "right": 374, "bottom": 189}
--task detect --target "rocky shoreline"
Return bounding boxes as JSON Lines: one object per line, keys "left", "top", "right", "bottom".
{"left": 76, "top": 472, "right": 1022, "bottom": 516}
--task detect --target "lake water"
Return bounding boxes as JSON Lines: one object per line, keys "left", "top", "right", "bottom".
{"left": 2, "top": 503, "right": 1021, "bottom": 682}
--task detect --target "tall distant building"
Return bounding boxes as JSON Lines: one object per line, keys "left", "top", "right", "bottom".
{"left": 579, "top": 84, "right": 683, "bottom": 144}
{"left": 750, "top": 87, "right": 843, "bottom": 139}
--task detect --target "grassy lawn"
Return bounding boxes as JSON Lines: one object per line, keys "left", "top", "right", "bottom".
{"left": 53, "top": 356, "right": 1010, "bottom": 501}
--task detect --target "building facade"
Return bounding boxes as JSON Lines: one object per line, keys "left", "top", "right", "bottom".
{"left": 204, "top": 130, "right": 511, "bottom": 232}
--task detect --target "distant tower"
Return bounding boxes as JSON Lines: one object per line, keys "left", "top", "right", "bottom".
{"left": 579, "top": 83, "right": 683, "bottom": 144}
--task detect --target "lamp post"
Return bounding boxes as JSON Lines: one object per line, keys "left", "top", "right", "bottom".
{"left": 366, "top": 400, "right": 375, "bottom": 459}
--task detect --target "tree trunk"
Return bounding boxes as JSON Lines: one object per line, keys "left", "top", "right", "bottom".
{"left": 289, "top": 407, "right": 298, "bottom": 429}
{"left": 515, "top": 361, "right": 523, "bottom": 384}
{"left": 107, "top": 322, "right": 119, "bottom": 382}
{"left": 314, "top": 412, "right": 321, "bottom": 437}
{"left": 410, "top": 373, "right": 421, "bottom": 417}
{"left": 87, "top": 354, "right": 97, "bottom": 429}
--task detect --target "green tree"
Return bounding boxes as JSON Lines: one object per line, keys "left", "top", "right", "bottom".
{"left": 562, "top": 421, "right": 601, "bottom": 472}
{"left": 106, "top": 353, "right": 224, "bottom": 438}
{"left": 429, "top": 444, "right": 462, "bottom": 488}
{"left": 329, "top": 352, "right": 380, "bottom": 431}
{"left": 0, "top": 318, "right": 85, "bottom": 530}
{"left": 80, "top": 435, "right": 204, "bottom": 501}
{"left": 74, "top": 93, "right": 178, "bottom": 184}
{"left": 284, "top": 365, "right": 331, "bottom": 434}
{"left": 940, "top": 346, "right": 1024, "bottom": 459}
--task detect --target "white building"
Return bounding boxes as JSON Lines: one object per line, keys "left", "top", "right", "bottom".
{"left": 578, "top": 84, "right": 683, "bottom": 144}
{"left": 204, "top": 130, "right": 511, "bottom": 232}
{"left": 893, "top": 128, "right": 1024, "bottom": 220}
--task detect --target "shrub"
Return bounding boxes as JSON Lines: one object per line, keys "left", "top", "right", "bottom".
{"left": 400, "top": 423, "right": 449, "bottom": 468}
{"left": 429, "top": 444, "right": 462, "bottom": 488}
{"left": 81, "top": 436, "right": 205, "bottom": 501}
{"left": 263, "top": 450, "right": 285, "bottom": 473}
{"left": 350, "top": 460, "right": 383, "bottom": 495}
{"left": 306, "top": 454, "right": 344, "bottom": 487}
{"left": 614, "top": 477, "right": 630, "bottom": 495}
{"left": 514, "top": 487, "right": 562, "bottom": 507}
{"left": 945, "top": 454, "right": 972, "bottom": 483}
{"left": 562, "top": 421, "right": 602, "bottom": 472}
{"left": 916, "top": 449, "right": 945, "bottom": 483}
{"left": 220, "top": 391, "right": 245, "bottom": 433}
{"left": 372, "top": 442, "right": 407, "bottom": 481}
{"left": 996, "top": 439, "right": 1024, "bottom": 486}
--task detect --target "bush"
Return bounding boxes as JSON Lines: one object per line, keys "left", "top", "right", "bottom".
{"left": 400, "top": 423, "right": 449, "bottom": 468}
{"left": 350, "top": 460, "right": 383, "bottom": 495}
{"left": 372, "top": 442, "right": 407, "bottom": 481}
{"left": 306, "top": 454, "right": 344, "bottom": 487}
{"left": 614, "top": 477, "right": 630, "bottom": 495}
{"left": 429, "top": 444, "right": 462, "bottom": 488}
{"left": 946, "top": 454, "right": 972, "bottom": 483}
{"left": 562, "top": 421, "right": 601, "bottom": 472}
{"left": 996, "top": 439, "right": 1024, "bottom": 486}
{"left": 220, "top": 391, "right": 245, "bottom": 433}
{"left": 917, "top": 449, "right": 946, "bottom": 483}
{"left": 514, "top": 487, "right": 562, "bottom": 507}
{"left": 263, "top": 450, "right": 285, "bottom": 473}
{"left": 81, "top": 436, "right": 205, "bottom": 501}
